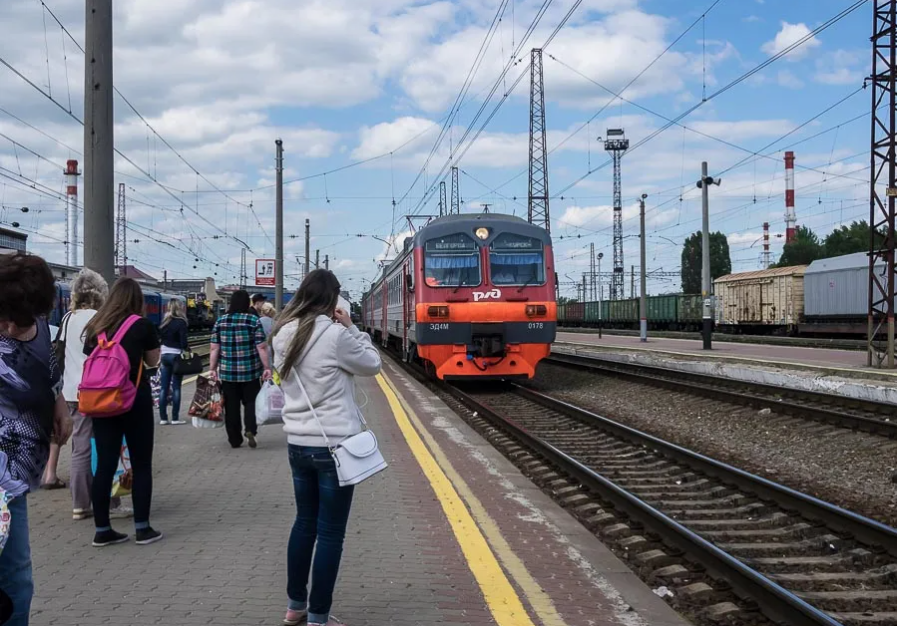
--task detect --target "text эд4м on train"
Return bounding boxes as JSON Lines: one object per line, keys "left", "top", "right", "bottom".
{"left": 361, "top": 213, "right": 557, "bottom": 379}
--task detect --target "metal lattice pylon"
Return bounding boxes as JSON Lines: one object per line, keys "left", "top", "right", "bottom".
{"left": 868, "top": 0, "right": 897, "bottom": 367}
{"left": 528, "top": 48, "right": 550, "bottom": 233}
{"left": 439, "top": 180, "right": 447, "bottom": 217}
{"left": 115, "top": 182, "right": 126, "bottom": 273}
{"left": 604, "top": 129, "right": 629, "bottom": 300}
{"left": 451, "top": 166, "right": 460, "bottom": 214}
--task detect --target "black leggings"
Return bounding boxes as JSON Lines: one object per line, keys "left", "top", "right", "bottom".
{"left": 92, "top": 387, "right": 154, "bottom": 529}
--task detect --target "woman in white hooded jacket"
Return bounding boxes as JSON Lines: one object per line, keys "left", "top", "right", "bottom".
{"left": 270, "top": 269, "right": 381, "bottom": 626}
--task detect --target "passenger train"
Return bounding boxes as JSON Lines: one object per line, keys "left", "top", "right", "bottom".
{"left": 361, "top": 214, "right": 557, "bottom": 379}
{"left": 49, "top": 282, "right": 187, "bottom": 328}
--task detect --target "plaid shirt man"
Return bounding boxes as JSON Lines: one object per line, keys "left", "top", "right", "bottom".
{"left": 211, "top": 313, "right": 265, "bottom": 382}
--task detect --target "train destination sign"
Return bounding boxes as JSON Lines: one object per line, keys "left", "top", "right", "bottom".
{"left": 426, "top": 235, "right": 477, "bottom": 251}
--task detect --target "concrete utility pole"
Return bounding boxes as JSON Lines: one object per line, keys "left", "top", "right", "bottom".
{"left": 639, "top": 194, "right": 648, "bottom": 342}
{"left": 83, "top": 0, "right": 115, "bottom": 285}
{"left": 304, "top": 219, "right": 310, "bottom": 279}
{"left": 275, "top": 139, "right": 284, "bottom": 311}
{"left": 324, "top": 254, "right": 329, "bottom": 271}
{"left": 315, "top": 249, "right": 320, "bottom": 269}
{"left": 696, "top": 162, "right": 721, "bottom": 350}
{"left": 630, "top": 265, "right": 635, "bottom": 300}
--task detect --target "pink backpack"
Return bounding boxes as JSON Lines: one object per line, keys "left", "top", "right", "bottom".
{"left": 78, "top": 315, "right": 143, "bottom": 417}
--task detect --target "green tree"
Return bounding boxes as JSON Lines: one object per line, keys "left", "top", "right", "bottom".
{"left": 774, "top": 225, "right": 823, "bottom": 267}
{"left": 558, "top": 296, "right": 578, "bottom": 305}
{"left": 681, "top": 231, "right": 732, "bottom": 293}
{"left": 823, "top": 220, "right": 876, "bottom": 257}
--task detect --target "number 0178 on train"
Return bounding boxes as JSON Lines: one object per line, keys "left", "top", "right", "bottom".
{"left": 361, "top": 214, "right": 557, "bottom": 379}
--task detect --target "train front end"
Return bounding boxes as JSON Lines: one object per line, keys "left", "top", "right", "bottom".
{"left": 413, "top": 214, "right": 556, "bottom": 380}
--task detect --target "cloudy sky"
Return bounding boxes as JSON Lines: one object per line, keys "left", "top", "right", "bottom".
{"left": 0, "top": 0, "right": 873, "bottom": 299}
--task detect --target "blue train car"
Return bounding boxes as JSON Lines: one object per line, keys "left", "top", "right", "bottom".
{"left": 49, "top": 282, "right": 186, "bottom": 328}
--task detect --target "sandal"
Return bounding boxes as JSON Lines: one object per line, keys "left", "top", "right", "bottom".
{"left": 40, "top": 478, "right": 67, "bottom": 490}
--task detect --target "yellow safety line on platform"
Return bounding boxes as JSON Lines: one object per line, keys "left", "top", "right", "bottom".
{"left": 379, "top": 371, "right": 566, "bottom": 626}
{"left": 376, "top": 374, "right": 537, "bottom": 626}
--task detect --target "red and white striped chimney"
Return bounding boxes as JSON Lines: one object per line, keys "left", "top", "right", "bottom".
{"left": 784, "top": 151, "right": 796, "bottom": 244}
{"left": 65, "top": 159, "right": 80, "bottom": 266}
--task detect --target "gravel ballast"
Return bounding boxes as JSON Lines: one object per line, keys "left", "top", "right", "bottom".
{"left": 528, "top": 363, "right": 897, "bottom": 527}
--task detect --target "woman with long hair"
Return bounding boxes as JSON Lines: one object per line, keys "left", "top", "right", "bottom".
{"left": 0, "top": 253, "right": 73, "bottom": 624}
{"left": 158, "top": 299, "right": 189, "bottom": 425}
{"left": 209, "top": 290, "right": 271, "bottom": 449}
{"left": 271, "top": 270, "right": 380, "bottom": 626}
{"left": 82, "top": 278, "right": 162, "bottom": 547}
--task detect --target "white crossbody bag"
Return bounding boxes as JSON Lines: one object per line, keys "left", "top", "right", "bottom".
{"left": 294, "top": 375, "right": 388, "bottom": 487}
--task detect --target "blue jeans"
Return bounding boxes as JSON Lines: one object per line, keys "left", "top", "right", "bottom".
{"left": 0, "top": 496, "right": 32, "bottom": 625}
{"left": 159, "top": 353, "right": 183, "bottom": 421}
{"left": 287, "top": 445, "right": 354, "bottom": 624}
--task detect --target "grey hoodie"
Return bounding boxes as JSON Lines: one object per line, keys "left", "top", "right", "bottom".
{"left": 272, "top": 316, "right": 381, "bottom": 447}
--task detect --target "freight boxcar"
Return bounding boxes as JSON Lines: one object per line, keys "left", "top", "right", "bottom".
{"left": 801, "top": 252, "right": 880, "bottom": 335}
{"left": 714, "top": 266, "right": 806, "bottom": 334}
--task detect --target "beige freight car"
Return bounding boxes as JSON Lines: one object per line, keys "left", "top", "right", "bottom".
{"left": 714, "top": 265, "right": 807, "bottom": 332}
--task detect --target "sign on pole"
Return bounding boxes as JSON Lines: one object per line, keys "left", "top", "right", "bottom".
{"left": 255, "top": 259, "right": 275, "bottom": 286}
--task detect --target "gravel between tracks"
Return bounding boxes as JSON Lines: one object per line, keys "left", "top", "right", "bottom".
{"left": 527, "top": 363, "right": 897, "bottom": 527}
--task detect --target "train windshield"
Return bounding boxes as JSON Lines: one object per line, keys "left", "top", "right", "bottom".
{"left": 424, "top": 233, "right": 481, "bottom": 288}
{"left": 489, "top": 233, "right": 545, "bottom": 286}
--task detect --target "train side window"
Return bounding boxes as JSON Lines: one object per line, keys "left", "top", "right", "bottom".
{"left": 489, "top": 233, "right": 545, "bottom": 286}
{"left": 424, "top": 233, "right": 481, "bottom": 288}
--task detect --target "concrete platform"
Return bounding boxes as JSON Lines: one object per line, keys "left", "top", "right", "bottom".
{"left": 28, "top": 368, "right": 691, "bottom": 626}
{"left": 554, "top": 332, "right": 897, "bottom": 404}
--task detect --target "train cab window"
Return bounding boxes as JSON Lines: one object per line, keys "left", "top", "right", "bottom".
{"left": 424, "top": 233, "right": 481, "bottom": 288}
{"left": 489, "top": 233, "right": 545, "bottom": 286}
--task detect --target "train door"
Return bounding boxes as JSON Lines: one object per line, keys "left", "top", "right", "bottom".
{"left": 402, "top": 259, "right": 413, "bottom": 361}
{"left": 380, "top": 279, "right": 388, "bottom": 347}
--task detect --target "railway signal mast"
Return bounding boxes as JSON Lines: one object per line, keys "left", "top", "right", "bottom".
{"left": 868, "top": 0, "right": 897, "bottom": 368}
{"left": 528, "top": 48, "right": 550, "bottom": 233}
{"left": 604, "top": 129, "right": 629, "bottom": 300}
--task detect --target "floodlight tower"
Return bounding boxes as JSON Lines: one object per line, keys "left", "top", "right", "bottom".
{"left": 604, "top": 129, "right": 629, "bottom": 300}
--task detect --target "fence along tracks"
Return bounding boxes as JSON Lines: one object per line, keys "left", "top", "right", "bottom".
{"left": 547, "top": 351, "right": 897, "bottom": 439}
{"left": 440, "top": 380, "right": 897, "bottom": 626}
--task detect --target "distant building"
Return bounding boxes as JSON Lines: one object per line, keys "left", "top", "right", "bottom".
{"left": 0, "top": 227, "right": 27, "bottom": 254}
{"left": 116, "top": 265, "right": 159, "bottom": 286}
{"left": 47, "top": 262, "right": 82, "bottom": 282}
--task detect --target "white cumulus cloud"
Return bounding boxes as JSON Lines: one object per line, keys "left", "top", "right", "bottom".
{"left": 761, "top": 22, "right": 821, "bottom": 60}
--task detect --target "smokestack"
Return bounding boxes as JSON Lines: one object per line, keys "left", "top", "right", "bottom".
{"left": 65, "top": 159, "right": 80, "bottom": 266}
{"left": 762, "top": 222, "right": 770, "bottom": 269}
{"left": 784, "top": 151, "right": 796, "bottom": 244}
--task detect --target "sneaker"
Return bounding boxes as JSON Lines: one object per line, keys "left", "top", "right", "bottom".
{"left": 283, "top": 608, "right": 307, "bottom": 626}
{"left": 110, "top": 505, "right": 134, "bottom": 520}
{"left": 170, "top": 419, "right": 186, "bottom": 425}
{"left": 72, "top": 508, "right": 93, "bottom": 521}
{"left": 92, "top": 529, "right": 129, "bottom": 547}
{"left": 159, "top": 419, "right": 169, "bottom": 425}
{"left": 246, "top": 431, "right": 257, "bottom": 449}
{"left": 135, "top": 527, "right": 163, "bottom": 545}
{"left": 309, "top": 617, "right": 345, "bottom": 626}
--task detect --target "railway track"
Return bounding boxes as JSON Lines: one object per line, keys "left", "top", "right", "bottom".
{"left": 438, "top": 380, "right": 897, "bottom": 626}
{"left": 547, "top": 351, "right": 897, "bottom": 439}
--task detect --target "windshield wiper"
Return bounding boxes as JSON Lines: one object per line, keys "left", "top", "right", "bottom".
{"left": 517, "top": 274, "right": 538, "bottom": 293}
{"left": 453, "top": 278, "right": 467, "bottom": 294}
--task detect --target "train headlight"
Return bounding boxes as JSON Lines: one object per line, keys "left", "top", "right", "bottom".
{"left": 428, "top": 305, "right": 450, "bottom": 318}
{"left": 525, "top": 305, "right": 547, "bottom": 317}
{"left": 475, "top": 227, "right": 490, "bottom": 240}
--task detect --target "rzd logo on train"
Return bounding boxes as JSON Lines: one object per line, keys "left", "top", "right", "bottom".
{"left": 473, "top": 289, "right": 502, "bottom": 302}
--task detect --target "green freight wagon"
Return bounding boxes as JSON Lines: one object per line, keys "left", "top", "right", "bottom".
{"left": 646, "top": 295, "right": 678, "bottom": 326}
{"left": 676, "top": 294, "right": 703, "bottom": 330}
{"left": 607, "top": 298, "right": 638, "bottom": 323}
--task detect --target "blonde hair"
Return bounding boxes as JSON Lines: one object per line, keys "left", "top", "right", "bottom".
{"left": 70, "top": 268, "right": 108, "bottom": 311}
{"left": 160, "top": 298, "right": 187, "bottom": 328}
{"left": 260, "top": 302, "right": 276, "bottom": 318}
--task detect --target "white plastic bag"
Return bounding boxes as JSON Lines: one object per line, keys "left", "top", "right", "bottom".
{"left": 256, "top": 380, "right": 284, "bottom": 426}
